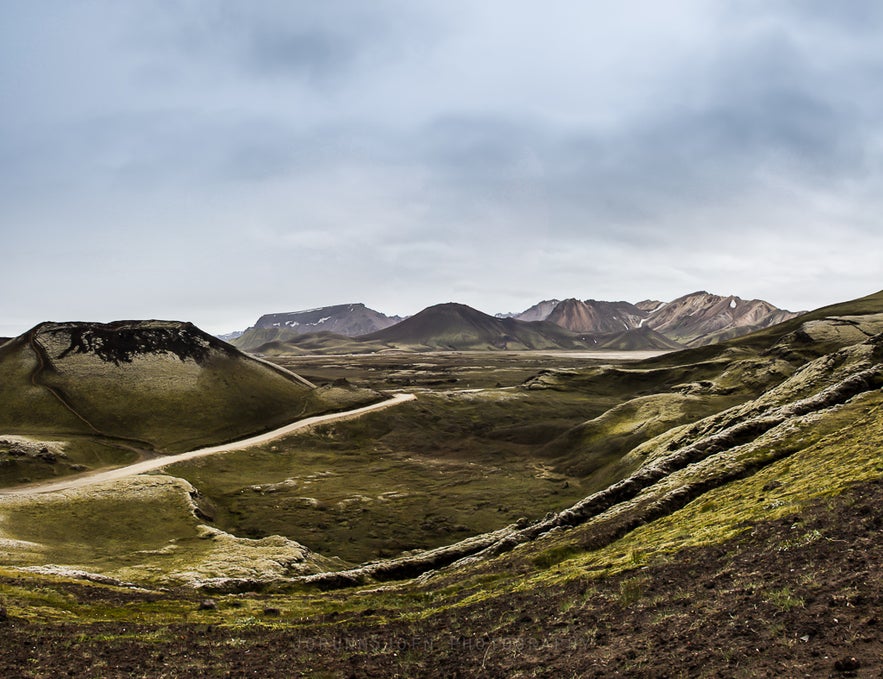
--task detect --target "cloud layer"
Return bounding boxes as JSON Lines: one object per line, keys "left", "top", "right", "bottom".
{"left": 2, "top": 1, "right": 882, "bottom": 334}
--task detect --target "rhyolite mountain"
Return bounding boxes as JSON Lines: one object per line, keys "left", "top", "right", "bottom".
{"left": 0, "top": 320, "right": 376, "bottom": 454}
{"left": 499, "top": 299, "right": 561, "bottom": 322}
{"left": 233, "top": 303, "right": 401, "bottom": 352}
{"left": 641, "top": 291, "right": 799, "bottom": 345}
{"left": 545, "top": 298, "right": 647, "bottom": 335}
{"left": 360, "top": 302, "right": 593, "bottom": 351}
{"left": 511, "top": 291, "right": 800, "bottom": 346}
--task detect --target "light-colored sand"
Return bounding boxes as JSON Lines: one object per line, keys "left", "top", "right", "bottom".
{"left": 0, "top": 393, "right": 416, "bottom": 497}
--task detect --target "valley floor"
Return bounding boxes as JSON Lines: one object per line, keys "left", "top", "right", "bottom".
{"left": 0, "top": 393, "right": 414, "bottom": 497}
{"left": 0, "top": 478, "right": 878, "bottom": 678}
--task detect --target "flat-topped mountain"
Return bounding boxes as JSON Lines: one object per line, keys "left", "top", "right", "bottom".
{"left": 0, "top": 320, "right": 372, "bottom": 454}
{"left": 234, "top": 303, "right": 401, "bottom": 352}
{"left": 360, "top": 302, "right": 592, "bottom": 351}
{"left": 255, "top": 303, "right": 399, "bottom": 336}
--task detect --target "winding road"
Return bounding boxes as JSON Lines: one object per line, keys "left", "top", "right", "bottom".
{"left": 0, "top": 393, "right": 416, "bottom": 497}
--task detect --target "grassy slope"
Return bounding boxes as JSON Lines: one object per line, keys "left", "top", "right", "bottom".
{"left": 239, "top": 330, "right": 391, "bottom": 356}
{"left": 0, "top": 337, "right": 144, "bottom": 484}
{"left": 0, "top": 336, "right": 95, "bottom": 437}
{"left": 598, "top": 327, "right": 685, "bottom": 351}
{"left": 0, "top": 475, "right": 338, "bottom": 585}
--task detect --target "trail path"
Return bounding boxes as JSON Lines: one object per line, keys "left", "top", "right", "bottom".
{"left": 0, "top": 393, "right": 416, "bottom": 497}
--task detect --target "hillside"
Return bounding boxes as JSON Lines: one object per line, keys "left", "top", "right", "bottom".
{"left": 597, "top": 326, "right": 685, "bottom": 351}
{"left": 360, "top": 302, "right": 592, "bottom": 350}
{"left": 0, "top": 321, "right": 378, "bottom": 469}
{"left": 242, "top": 331, "right": 390, "bottom": 356}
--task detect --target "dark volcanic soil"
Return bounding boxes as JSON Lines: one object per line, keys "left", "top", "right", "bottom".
{"left": 0, "top": 480, "right": 880, "bottom": 678}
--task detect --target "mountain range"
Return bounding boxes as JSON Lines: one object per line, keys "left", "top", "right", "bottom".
{"left": 517, "top": 291, "right": 800, "bottom": 346}
{"left": 230, "top": 291, "right": 799, "bottom": 353}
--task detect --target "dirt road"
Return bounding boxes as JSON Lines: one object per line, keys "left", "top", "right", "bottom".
{"left": 0, "top": 393, "right": 416, "bottom": 497}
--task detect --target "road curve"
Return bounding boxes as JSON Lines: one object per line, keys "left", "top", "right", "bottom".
{"left": 1, "top": 393, "right": 416, "bottom": 497}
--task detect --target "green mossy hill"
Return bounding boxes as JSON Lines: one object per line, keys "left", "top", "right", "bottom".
{"left": 0, "top": 321, "right": 377, "bottom": 454}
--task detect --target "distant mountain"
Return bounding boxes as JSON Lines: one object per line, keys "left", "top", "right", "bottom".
{"left": 254, "top": 303, "right": 400, "bottom": 336}
{"left": 643, "top": 291, "right": 800, "bottom": 346}
{"left": 510, "top": 292, "right": 799, "bottom": 347}
{"left": 360, "top": 303, "right": 592, "bottom": 351}
{"left": 546, "top": 299, "right": 646, "bottom": 335}
{"left": 507, "top": 299, "right": 561, "bottom": 322}
{"left": 230, "top": 292, "right": 799, "bottom": 355}
{"left": 233, "top": 303, "right": 401, "bottom": 352}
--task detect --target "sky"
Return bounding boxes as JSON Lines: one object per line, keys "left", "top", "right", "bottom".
{"left": 2, "top": 1, "right": 882, "bottom": 336}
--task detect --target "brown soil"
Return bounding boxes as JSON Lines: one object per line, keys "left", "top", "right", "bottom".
{"left": 0, "top": 479, "right": 880, "bottom": 678}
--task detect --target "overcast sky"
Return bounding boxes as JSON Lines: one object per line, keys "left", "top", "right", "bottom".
{"left": 2, "top": 1, "right": 882, "bottom": 335}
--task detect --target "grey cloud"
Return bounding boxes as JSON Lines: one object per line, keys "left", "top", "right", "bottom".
{"left": 133, "top": 1, "right": 428, "bottom": 86}
{"left": 244, "top": 29, "right": 356, "bottom": 80}
{"left": 1, "top": 1, "right": 882, "bottom": 336}
{"left": 731, "top": 0, "right": 883, "bottom": 34}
